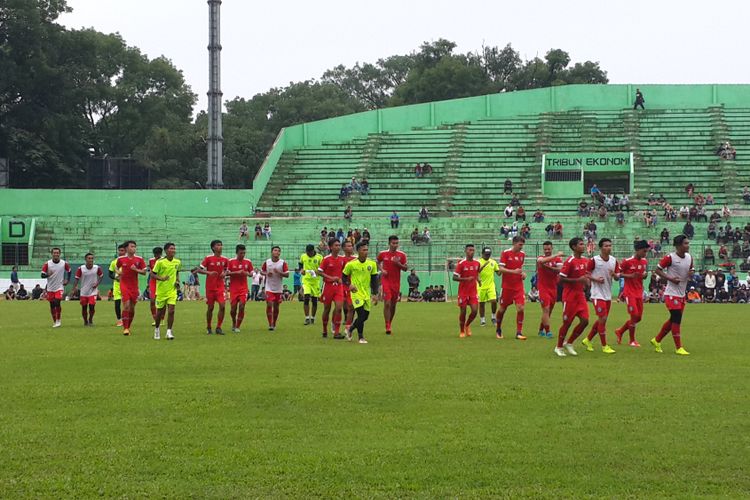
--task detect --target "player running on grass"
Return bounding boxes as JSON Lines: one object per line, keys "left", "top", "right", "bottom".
{"left": 377, "top": 235, "right": 408, "bottom": 335}
{"left": 536, "top": 241, "right": 563, "bottom": 338}
{"left": 341, "top": 240, "right": 356, "bottom": 333}
{"left": 41, "top": 247, "right": 71, "bottom": 328}
{"left": 227, "top": 244, "right": 253, "bottom": 333}
{"left": 614, "top": 240, "right": 650, "bottom": 347}
{"left": 581, "top": 238, "right": 618, "bottom": 354}
{"left": 343, "top": 241, "right": 379, "bottom": 344}
{"left": 554, "top": 237, "right": 591, "bottom": 357}
{"left": 109, "top": 244, "right": 126, "bottom": 326}
{"left": 262, "top": 246, "right": 289, "bottom": 331}
{"left": 197, "top": 240, "right": 229, "bottom": 335}
{"left": 148, "top": 246, "right": 163, "bottom": 326}
{"left": 453, "top": 244, "right": 481, "bottom": 338}
{"left": 651, "top": 235, "right": 693, "bottom": 355}
{"left": 116, "top": 240, "right": 148, "bottom": 336}
{"left": 319, "top": 239, "right": 347, "bottom": 339}
{"left": 299, "top": 244, "right": 322, "bottom": 325}
{"left": 152, "top": 242, "right": 181, "bottom": 340}
{"left": 495, "top": 236, "right": 528, "bottom": 340}
{"left": 477, "top": 247, "right": 501, "bottom": 327}
{"left": 70, "top": 253, "right": 103, "bottom": 327}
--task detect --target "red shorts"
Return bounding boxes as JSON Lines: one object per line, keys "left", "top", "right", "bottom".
{"left": 230, "top": 291, "right": 247, "bottom": 306}
{"left": 624, "top": 296, "right": 644, "bottom": 318}
{"left": 47, "top": 290, "right": 64, "bottom": 301}
{"left": 457, "top": 294, "right": 479, "bottom": 307}
{"left": 382, "top": 282, "right": 400, "bottom": 302}
{"left": 149, "top": 280, "right": 156, "bottom": 300}
{"left": 206, "top": 289, "right": 226, "bottom": 306}
{"left": 500, "top": 288, "right": 525, "bottom": 307}
{"left": 593, "top": 299, "right": 611, "bottom": 318}
{"left": 665, "top": 295, "right": 686, "bottom": 311}
{"left": 79, "top": 295, "right": 97, "bottom": 306}
{"left": 539, "top": 290, "right": 557, "bottom": 309}
{"left": 562, "top": 296, "right": 589, "bottom": 321}
{"left": 265, "top": 291, "right": 283, "bottom": 304}
{"left": 120, "top": 286, "right": 139, "bottom": 304}
{"left": 321, "top": 284, "right": 345, "bottom": 305}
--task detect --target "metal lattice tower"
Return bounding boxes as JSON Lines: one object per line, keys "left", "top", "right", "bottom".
{"left": 207, "top": 0, "right": 223, "bottom": 188}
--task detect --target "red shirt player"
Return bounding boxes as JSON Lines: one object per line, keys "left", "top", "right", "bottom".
{"left": 453, "top": 244, "right": 481, "bottom": 338}
{"left": 227, "top": 244, "right": 254, "bottom": 333}
{"left": 536, "top": 241, "right": 564, "bottom": 338}
{"left": 116, "top": 240, "right": 147, "bottom": 336}
{"left": 555, "top": 237, "right": 591, "bottom": 357}
{"left": 148, "top": 247, "right": 163, "bottom": 323}
{"left": 198, "top": 239, "right": 230, "bottom": 335}
{"left": 615, "top": 240, "right": 650, "bottom": 346}
{"left": 496, "top": 236, "right": 528, "bottom": 340}
{"left": 377, "top": 235, "right": 408, "bottom": 335}
{"left": 319, "top": 239, "right": 347, "bottom": 338}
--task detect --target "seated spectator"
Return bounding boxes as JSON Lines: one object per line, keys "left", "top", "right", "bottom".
{"left": 423, "top": 163, "right": 433, "bottom": 175}
{"left": 528, "top": 286, "right": 540, "bottom": 302}
{"left": 31, "top": 284, "right": 44, "bottom": 300}
{"left": 643, "top": 209, "right": 653, "bottom": 227}
{"left": 282, "top": 285, "right": 293, "bottom": 302}
{"left": 577, "top": 199, "right": 590, "bottom": 217}
{"left": 704, "top": 246, "right": 715, "bottom": 265}
{"left": 710, "top": 211, "right": 721, "bottom": 224}
{"left": 707, "top": 222, "right": 717, "bottom": 240}
{"left": 336, "top": 228, "right": 345, "bottom": 243}
{"left": 344, "top": 205, "right": 353, "bottom": 222}
{"left": 414, "top": 163, "right": 423, "bottom": 178}
{"left": 510, "top": 194, "right": 520, "bottom": 207}
{"left": 508, "top": 222, "right": 519, "bottom": 239}
{"left": 660, "top": 228, "right": 670, "bottom": 244}
{"left": 694, "top": 193, "right": 705, "bottom": 207}
{"left": 685, "top": 183, "right": 694, "bottom": 196}
{"left": 3, "top": 287, "right": 15, "bottom": 300}
{"left": 504, "top": 178, "right": 513, "bottom": 194}
{"left": 619, "top": 194, "right": 630, "bottom": 212}
{"left": 615, "top": 211, "right": 625, "bottom": 226}
{"left": 716, "top": 141, "right": 737, "bottom": 160}
{"left": 521, "top": 223, "right": 531, "bottom": 239}
{"left": 390, "top": 211, "right": 400, "bottom": 228}
{"left": 553, "top": 221, "right": 564, "bottom": 239}
{"left": 360, "top": 179, "right": 370, "bottom": 194}
{"left": 683, "top": 220, "right": 695, "bottom": 239}
{"left": 339, "top": 184, "right": 349, "bottom": 200}
{"left": 695, "top": 205, "right": 707, "bottom": 222}
{"left": 590, "top": 184, "right": 601, "bottom": 199}
{"left": 647, "top": 192, "right": 657, "bottom": 206}
{"left": 722, "top": 204, "right": 732, "bottom": 221}
{"left": 503, "top": 204, "right": 514, "bottom": 218}
{"left": 262, "top": 222, "right": 272, "bottom": 239}
{"left": 679, "top": 205, "right": 689, "bottom": 219}
{"left": 419, "top": 205, "right": 430, "bottom": 223}
{"left": 361, "top": 228, "right": 371, "bottom": 243}
{"left": 652, "top": 240, "right": 662, "bottom": 257}
{"left": 421, "top": 227, "right": 431, "bottom": 243}
{"left": 422, "top": 286, "right": 435, "bottom": 302}
{"left": 719, "top": 245, "right": 729, "bottom": 261}
{"left": 411, "top": 227, "right": 420, "bottom": 244}
{"left": 254, "top": 223, "right": 263, "bottom": 239}
{"left": 545, "top": 223, "right": 554, "bottom": 238}
{"left": 533, "top": 209, "right": 545, "bottom": 222}
{"left": 239, "top": 222, "right": 249, "bottom": 242}
{"left": 515, "top": 206, "right": 526, "bottom": 221}
{"left": 15, "top": 284, "right": 29, "bottom": 300}
{"left": 657, "top": 193, "right": 666, "bottom": 205}
{"left": 407, "top": 288, "right": 423, "bottom": 302}
{"left": 350, "top": 176, "right": 361, "bottom": 191}
{"left": 687, "top": 287, "right": 702, "bottom": 303}
{"left": 743, "top": 186, "right": 750, "bottom": 204}
{"left": 598, "top": 205, "right": 608, "bottom": 220}
{"left": 706, "top": 193, "right": 714, "bottom": 205}
{"left": 500, "top": 223, "right": 511, "bottom": 238}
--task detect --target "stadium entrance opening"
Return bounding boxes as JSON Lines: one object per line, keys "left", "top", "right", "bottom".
{"left": 584, "top": 171, "right": 630, "bottom": 195}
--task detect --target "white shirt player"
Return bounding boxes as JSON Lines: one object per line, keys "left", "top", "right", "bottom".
{"left": 588, "top": 255, "right": 619, "bottom": 301}
{"left": 262, "top": 259, "right": 287, "bottom": 294}
{"left": 658, "top": 252, "right": 694, "bottom": 297}
{"left": 42, "top": 259, "right": 71, "bottom": 292}
{"left": 76, "top": 265, "right": 103, "bottom": 297}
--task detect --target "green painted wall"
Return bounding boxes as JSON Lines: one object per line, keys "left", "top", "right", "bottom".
{"left": 0, "top": 190, "right": 253, "bottom": 217}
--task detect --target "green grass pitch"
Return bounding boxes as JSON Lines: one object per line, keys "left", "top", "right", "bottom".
{"left": 0, "top": 300, "right": 748, "bottom": 498}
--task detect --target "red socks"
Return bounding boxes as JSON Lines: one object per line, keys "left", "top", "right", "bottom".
{"left": 557, "top": 320, "right": 573, "bottom": 348}
{"left": 272, "top": 305, "right": 279, "bottom": 325}
{"left": 237, "top": 311, "right": 245, "bottom": 328}
{"left": 266, "top": 304, "right": 273, "bottom": 326}
{"left": 671, "top": 323, "right": 682, "bottom": 348}
{"left": 656, "top": 320, "right": 671, "bottom": 342}
{"left": 516, "top": 311, "right": 524, "bottom": 333}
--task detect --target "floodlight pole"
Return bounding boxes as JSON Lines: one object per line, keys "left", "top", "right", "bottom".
{"left": 207, "top": 0, "right": 223, "bottom": 188}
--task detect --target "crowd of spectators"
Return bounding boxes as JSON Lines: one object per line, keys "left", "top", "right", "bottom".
{"left": 411, "top": 227, "right": 431, "bottom": 244}
{"left": 716, "top": 142, "right": 737, "bottom": 160}
{"left": 340, "top": 177, "right": 370, "bottom": 199}
{"left": 414, "top": 162, "right": 434, "bottom": 177}
{"left": 643, "top": 268, "right": 750, "bottom": 304}
{"left": 407, "top": 285, "right": 446, "bottom": 302}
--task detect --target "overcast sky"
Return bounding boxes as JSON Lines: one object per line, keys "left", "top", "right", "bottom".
{"left": 62, "top": 0, "right": 749, "bottom": 113}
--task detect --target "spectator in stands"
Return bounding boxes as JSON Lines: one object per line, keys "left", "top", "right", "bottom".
{"left": 695, "top": 205, "right": 707, "bottom": 222}
{"left": 421, "top": 227, "right": 431, "bottom": 243}
{"left": 660, "top": 228, "right": 670, "bottom": 245}
{"left": 585, "top": 220, "right": 597, "bottom": 239}
{"left": 620, "top": 194, "right": 630, "bottom": 212}
{"left": 743, "top": 186, "right": 750, "bottom": 203}
{"left": 419, "top": 205, "right": 430, "bottom": 223}
{"left": 521, "top": 223, "right": 531, "bottom": 239}
{"left": 652, "top": 240, "right": 663, "bottom": 257}
{"left": 504, "top": 178, "right": 513, "bottom": 194}
{"left": 683, "top": 220, "right": 695, "bottom": 239}
{"left": 31, "top": 284, "right": 44, "bottom": 300}
{"left": 716, "top": 142, "right": 737, "bottom": 160}
{"left": 545, "top": 223, "right": 554, "bottom": 238}
{"left": 350, "top": 177, "right": 361, "bottom": 192}
{"left": 414, "top": 163, "right": 423, "bottom": 177}
{"left": 411, "top": 227, "right": 420, "bottom": 244}
{"left": 615, "top": 211, "right": 625, "bottom": 226}
{"left": 590, "top": 184, "right": 601, "bottom": 200}
{"left": 704, "top": 270, "right": 717, "bottom": 301}
{"left": 553, "top": 221, "right": 563, "bottom": 239}
{"left": 15, "top": 284, "right": 29, "bottom": 300}
{"left": 719, "top": 244, "right": 729, "bottom": 261}
{"left": 508, "top": 222, "right": 519, "bottom": 239}
{"left": 423, "top": 163, "right": 433, "bottom": 175}
{"left": 339, "top": 184, "right": 351, "bottom": 200}
{"left": 516, "top": 206, "right": 526, "bottom": 221}
{"left": 503, "top": 204, "right": 514, "bottom": 219}
{"left": 500, "top": 222, "right": 511, "bottom": 239}
{"left": 254, "top": 223, "right": 263, "bottom": 239}
{"left": 687, "top": 287, "right": 702, "bottom": 303}
{"left": 407, "top": 269, "right": 420, "bottom": 294}
{"left": 344, "top": 205, "right": 353, "bottom": 222}
{"left": 239, "top": 221, "right": 249, "bottom": 242}
{"left": 643, "top": 209, "right": 653, "bottom": 227}
{"left": 707, "top": 221, "right": 717, "bottom": 240}
{"left": 647, "top": 192, "right": 657, "bottom": 206}
{"left": 634, "top": 88, "right": 645, "bottom": 109}
{"left": 679, "top": 205, "right": 689, "bottom": 219}
{"left": 650, "top": 208, "right": 659, "bottom": 227}
{"left": 685, "top": 183, "right": 695, "bottom": 196}
{"left": 533, "top": 209, "right": 545, "bottom": 222}
{"left": 336, "top": 228, "right": 345, "bottom": 243}
{"left": 263, "top": 222, "right": 272, "bottom": 239}
{"left": 722, "top": 204, "right": 732, "bottom": 221}
{"left": 598, "top": 205, "right": 608, "bottom": 220}
{"left": 586, "top": 237, "right": 596, "bottom": 256}
{"left": 703, "top": 246, "right": 715, "bottom": 265}
{"left": 390, "top": 211, "right": 400, "bottom": 229}
{"left": 360, "top": 179, "right": 370, "bottom": 194}
{"left": 361, "top": 228, "right": 371, "bottom": 243}
{"left": 710, "top": 210, "right": 721, "bottom": 224}
{"left": 706, "top": 193, "right": 714, "bottom": 205}
{"left": 694, "top": 193, "right": 705, "bottom": 207}
{"left": 510, "top": 194, "right": 520, "bottom": 207}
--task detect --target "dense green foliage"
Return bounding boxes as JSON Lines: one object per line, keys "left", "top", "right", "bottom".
{"left": 0, "top": 301, "right": 747, "bottom": 498}
{"left": 0, "top": 2, "right": 608, "bottom": 188}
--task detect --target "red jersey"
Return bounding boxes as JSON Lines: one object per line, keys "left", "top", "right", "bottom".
{"left": 536, "top": 256, "right": 562, "bottom": 295}
{"left": 559, "top": 255, "right": 589, "bottom": 300}
{"left": 116, "top": 255, "right": 146, "bottom": 290}
{"left": 620, "top": 256, "right": 648, "bottom": 298}
{"left": 341, "top": 255, "right": 356, "bottom": 285}
{"left": 377, "top": 250, "right": 408, "bottom": 285}
{"left": 201, "top": 254, "right": 230, "bottom": 292}
{"left": 453, "top": 258, "right": 481, "bottom": 297}
{"left": 319, "top": 254, "right": 346, "bottom": 284}
{"left": 227, "top": 258, "right": 253, "bottom": 294}
{"left": 499, "top": 248, "right": 526, "bottom": 291}
{"left": 149, "top": 257, "right": 158, "bottom": 284}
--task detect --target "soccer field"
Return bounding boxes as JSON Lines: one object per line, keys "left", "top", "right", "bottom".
{"left": 1, "top": 300, "right": 748, "bottom": 498}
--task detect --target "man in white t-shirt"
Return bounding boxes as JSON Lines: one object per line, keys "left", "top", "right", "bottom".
{"left": 652, "top": 235, "right": 693, "bottom": 355}
{"left": 71, "top": 253, "right": 103, "bottom": 326}
{"left": 581, "top": 238, "right": 619, "bottom": 354}
{"left": 261, "top": 246, "right": 289, "bottom": 331}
